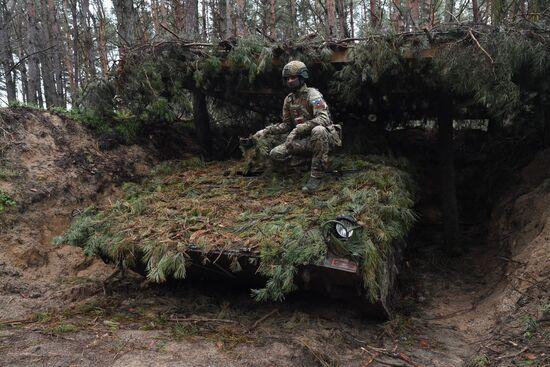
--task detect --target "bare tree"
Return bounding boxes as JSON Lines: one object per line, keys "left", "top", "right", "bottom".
{"left": 326, "top": 0, "right": 338, "bottom": 37}
{"left": 226, "top": 0, "right": 234, "bottom": 38}
{"left": 370, "top": 0, "right": 380, "bottom": 28}
{"left": 211, "top": 0, "right": 228, "bottom": 39}
{"left": 60, "top": 0, "right": 78, "bottom": 103}
{"left": 235, "top": 0, "right": 246, "bottom": 36}
{"left": 184, "top": 0, "right": 199, "bottom": 38}
{"left": 112, "top": 0, "right": 138, "bottom": 54}
{"left": 349, "top": 0, "right": 354, "bottom": 38}
{"left": 336, "top": 0, "right": 349, "bottom": 38}
{"left": 269, "top": 0, "right": 276, "bottom": 38}
{"left": 392, "top": 0, "right": 403, "bottom": 31}
{"left": 444, "top": 0, "right": 454, "bottom": 22}
{"left": 0, "top": 0, "right": 16, "bottom": 103}
{"left": 13, "top": 11, "right": 28, "bottom": 103}
{"left": 25, "top": 0, "right": 42, "bottom": 107}
{"left": 94, "top": 0, "right": 109, "bottom": 78}
{"left": 472, "top": 0, "right": 480, "bottom": 22}
{"left": 79, "top": 0, "right": 97, "bottom": 83}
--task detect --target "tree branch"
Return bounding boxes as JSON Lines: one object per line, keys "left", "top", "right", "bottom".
{"left": 468, "top": 29, "right": 494, "bottom": 63}
{"left": 6, "top": 45, "right": 56, "bottom": 75}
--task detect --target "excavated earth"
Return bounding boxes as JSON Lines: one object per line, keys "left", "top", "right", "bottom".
{"left": 0, "top": 107, "right": 548, "bottom": 367}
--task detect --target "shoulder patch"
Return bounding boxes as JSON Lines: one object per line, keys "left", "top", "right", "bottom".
{"left": 311, "top": 97, "right": 327, "bottom": 110}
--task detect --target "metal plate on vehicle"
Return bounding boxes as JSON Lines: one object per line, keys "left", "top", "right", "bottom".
{"left": 322, "top": 255, "right": 358, "bottom": 273}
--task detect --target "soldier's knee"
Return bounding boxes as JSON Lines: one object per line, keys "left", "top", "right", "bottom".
{"left": 311, "top": 126, "right": 326, "bottom": 137}
{"left": 269, "top": 145, "right": 289, "bottom": 161}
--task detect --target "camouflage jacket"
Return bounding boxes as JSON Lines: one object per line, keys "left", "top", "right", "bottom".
{"left": 263, "top": 84, "right": 332, "bottom": 136}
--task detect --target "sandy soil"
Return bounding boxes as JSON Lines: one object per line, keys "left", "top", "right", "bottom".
{"left": 0, "top": 108, "right": 547, "bottom": 367}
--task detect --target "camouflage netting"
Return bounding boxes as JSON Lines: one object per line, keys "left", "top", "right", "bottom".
{"left": 74, "top": 22, "right": 550, "bottom": 155}
{"left": 55, "top": 155, "right": 416, "bottom": 302}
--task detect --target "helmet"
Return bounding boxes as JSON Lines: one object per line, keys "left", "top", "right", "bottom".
{"left": 282, "top": 60, "right": 309, "bottom": 80}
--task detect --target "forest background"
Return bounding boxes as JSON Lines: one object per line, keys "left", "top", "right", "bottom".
{"left": 0, "top": 0, "right": 548, "bottom": 110}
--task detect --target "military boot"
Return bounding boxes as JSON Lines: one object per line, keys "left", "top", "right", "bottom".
{"left": 302, "top": 176, "right": 325, "bottom": 193}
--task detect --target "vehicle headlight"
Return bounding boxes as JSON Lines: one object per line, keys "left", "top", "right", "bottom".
{"left": 333, "top": 216, "right": 357, "bottom": 240}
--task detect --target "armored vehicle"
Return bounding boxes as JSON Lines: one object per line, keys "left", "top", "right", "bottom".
{"left": 58, "top": 155, "right": 415, "bottom": 318}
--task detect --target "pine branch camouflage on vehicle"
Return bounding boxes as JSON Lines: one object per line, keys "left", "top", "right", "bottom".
{"left": 55, "top": 156, "right": 416, "bottom": 302}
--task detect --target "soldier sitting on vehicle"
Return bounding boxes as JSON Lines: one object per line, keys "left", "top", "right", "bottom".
{"left": 247, "top": 60, "right": 342, "bottom": 193}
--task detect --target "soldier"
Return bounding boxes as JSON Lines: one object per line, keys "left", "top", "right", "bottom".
{"left": 251, "top": 60, "right": 341, "bottom": 193}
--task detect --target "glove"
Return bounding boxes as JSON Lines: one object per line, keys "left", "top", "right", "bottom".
{"left": 252, "top": 129, "right": 267, "bottom": 141}
{"left": 286, "top": 123, "right": 309, "bottom": 144}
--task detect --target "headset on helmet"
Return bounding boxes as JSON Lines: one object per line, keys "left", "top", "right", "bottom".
{"left": 282, "top": 60, "right": 309, "bottom": 80}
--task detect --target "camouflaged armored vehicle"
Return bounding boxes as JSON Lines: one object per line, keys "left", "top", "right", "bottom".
{"left": 57, "top": 155, "right": 416, "bottom": 318}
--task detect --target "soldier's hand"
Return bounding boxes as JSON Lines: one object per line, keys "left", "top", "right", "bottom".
{"left": 286, "top": 124, "right": 308, "bottom": 144}
{"left": 239, "top": 137, "right": 254, "bottom": 149}
{"left": 252, "top": 129, "right": 266, "bottom": 141}
{"left": 294, "top": 123, "right": 310, "bottom": 135}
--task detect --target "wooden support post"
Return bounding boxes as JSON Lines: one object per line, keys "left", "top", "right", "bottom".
{"left": 437, "top": 93, "right": 460, "bottom": 254}
{"left": 193, "top": 90, "right": 212, "bottom": 156}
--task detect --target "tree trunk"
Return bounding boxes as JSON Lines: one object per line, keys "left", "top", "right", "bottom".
{"left": 96, "top": 0, "right": 109, "bottom": 78}
{"left": 491, "top": 0, "right": 505, "bottom": 25}
{"left": 444, "top": 0, "right": 454, "bottom": 22}
{"left": 392, "top": 0, "right": 402, "bottom": 32}
{"left": 288, "top": 0, "right": 296, "bottom": 39}
{"left": 225, "top": 0, "right": 234, "bottom": 38}
{"left": 38, "top": 0, "right": 62, "bottom": 107}
{"left": 67, "top": 0, "right": 79, "bottom": 92}
{"left": 437, "top": 93, "right": 460, "bottom": 254}
{"left": 326, "top": 0, "right": 337, "bottom": 37}
{"left": 361, "top": 0, "right": 367, "bottom": 33}
{"left": 422, "top": 0, "right": 433, "bottom": 27}
{"left": 172, "top": 0, "right": 184, "bottom": 30}
{"left": 349, "top": 0, "right": 354, "bottom": 38}
{"left": 269, "top": 0, "right": 276, "bottom": 38}
{"left": 79, "top": 0, "right": 96, "bottom": 82}
{"left": 0, "top": 0, "right": 16, "bottom": 103}
{"left": 369, "top": 0, "right": 379, "bottom": 28}
{"left": 48, "top": 0, "right": 65, "bottom": 107}
{"left": 26, "top": 0, "right": 42, "bottom": 107}
{"left": 212, "top": 0, "right": 227, "bottom": 39}
{"left": 410, "top": 0, "right": 420, "bottom": 29}
{"left": 112, "top": 0, "right": 138, "bottom": 55}
{"left": 235, "top": 0, "right": 246, "bottom": 36}
{"left": 61, "top": 0, "right": 78, "bottom": 104}
{"left": 193, "top": 91, "right": 212, "bottom": 156}
{"left": 201, "top": 0, "right": 208, "bottom": 39}
{"left": 184, "top": 0, "right": 199, "bottom": 38}
{"left": 472, "top": 0, "right": 480, "bottom": 22}
{"left": 14, "top": 21, "right": 28, "bottom": 104}
{"left": 151, "top": 0, "right": 161, "bottom": 34}
{"left": 336, "top": 0, "right": 349, "bottom": 38}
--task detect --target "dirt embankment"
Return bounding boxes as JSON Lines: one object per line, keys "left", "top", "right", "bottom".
{"left": 0, "top": 108, "right": 547, "bottom": 367}
{"left": 470, "top": 148, "right": 550, "bottom": 360}
{"left": 0, "top": 107, "right": 156, "bottom": 320}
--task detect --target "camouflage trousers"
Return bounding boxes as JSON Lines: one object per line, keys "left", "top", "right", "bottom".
{"left": 268, "top": 126, "right": 335, "bottom": 178}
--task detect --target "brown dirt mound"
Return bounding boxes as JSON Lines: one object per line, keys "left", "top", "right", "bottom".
{"left": 467, "top": 148, "right": 550, "bottom": 363}
{"left": 412, "top": 148, "right": 550, "bottom": 366}
{"left": 0, "top": 107, "right": 156, "bottom": 320}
